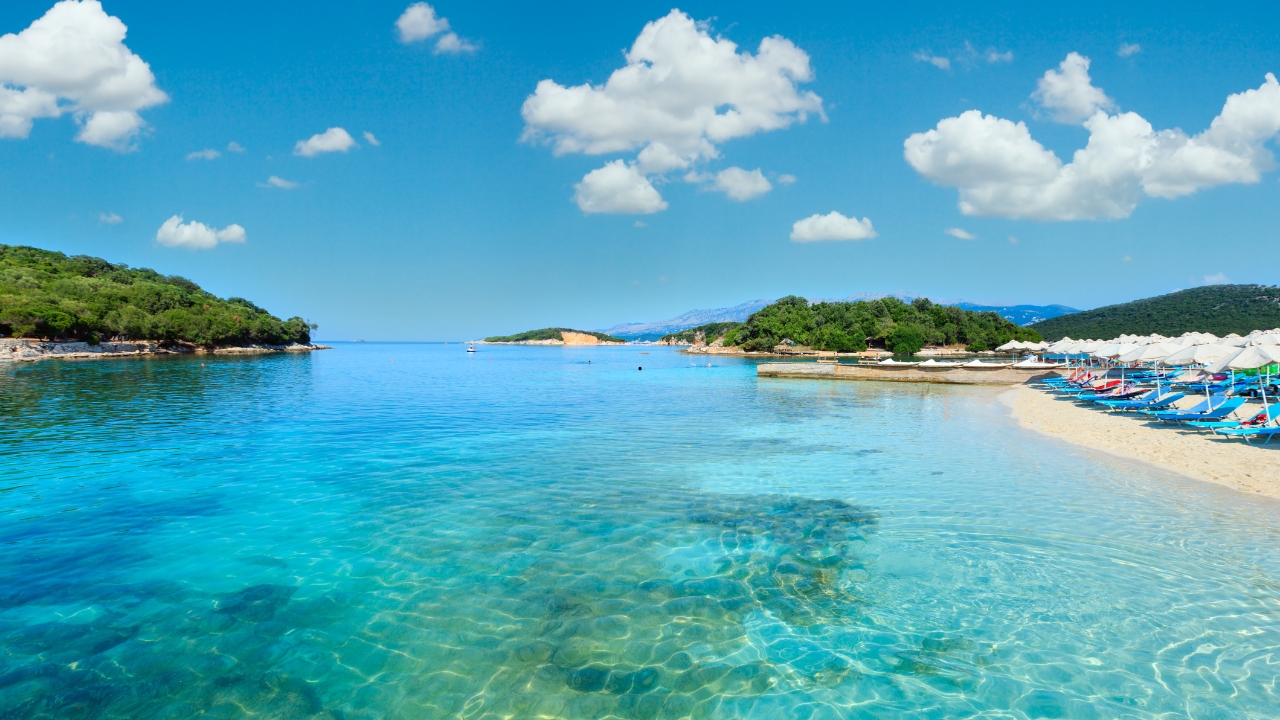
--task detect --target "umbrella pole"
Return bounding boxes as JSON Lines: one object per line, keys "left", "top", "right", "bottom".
{"left": 1264, "top": 366, "right": 1272, "bottom": 425}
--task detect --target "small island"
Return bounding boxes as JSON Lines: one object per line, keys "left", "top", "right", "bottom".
{"left": 483, "top": 328, "right": 626, "bottom": 345}
{"left": 660, "top": 295, "right": 1042, "bottom": 354}
{"left": 0, "top": 244, "right": 327, "bottom": 362}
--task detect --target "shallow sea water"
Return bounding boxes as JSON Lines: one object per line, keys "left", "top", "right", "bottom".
{"left": 2, "top": 344, "right": 1279, "bottom": 719}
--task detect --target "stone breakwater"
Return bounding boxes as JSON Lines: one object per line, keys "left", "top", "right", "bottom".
{"left": 758, "top": 361, "right": 1060, "bottom": 386}
{"left": 0, "top": 338, "right": 330, "bottom": 362}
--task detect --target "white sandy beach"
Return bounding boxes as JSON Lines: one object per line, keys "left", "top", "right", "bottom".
{"left": 1001, "top": 385, "right": 1280, "bottom": 499}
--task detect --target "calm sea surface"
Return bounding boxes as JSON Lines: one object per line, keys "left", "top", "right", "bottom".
{"left": 2, "top": 344, "right": 1279, "bottom": 719}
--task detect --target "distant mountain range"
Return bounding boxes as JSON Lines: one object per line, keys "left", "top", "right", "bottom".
{"left": 601, "top": 294, "right": 1078, "bottom": 339}
{"left": 949, "top": 303, "right": 1080, "bottom": 326}
{"left": 601, "top": 300, "right": 773, "bottom": 340}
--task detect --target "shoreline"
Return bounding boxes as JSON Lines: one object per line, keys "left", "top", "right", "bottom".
{"left": 1000, "top": 384, "right": 1280, "bottom": 499}
{"left": 1, "top": 338, "right": 331, "bottom": 363}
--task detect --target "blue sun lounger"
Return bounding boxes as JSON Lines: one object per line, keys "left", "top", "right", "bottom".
{"left": 1074, "top": 386, "right": 1144, "bottom": 403}
{"left": 1093, "top": 389, "right": 1157, "bottom": 406}
{"left": 1185, "top": 410, "right": 1269, "bottom": 433}
{"left": 1214, "top": 424, "right": 1280, "bottom": 445}
{"left": 1140, "top": 394, "right": 1223, "bottom": 418}
{"left": 1097, "top": 392, "right": 1185, "bottom": 412}
{"left": 1153, "top": 397, "right": 1247, "bottom": 425}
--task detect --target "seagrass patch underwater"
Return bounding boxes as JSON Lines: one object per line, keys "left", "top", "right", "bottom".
{"left": 2, "top": 344, "right": 1279, "bottom": 718}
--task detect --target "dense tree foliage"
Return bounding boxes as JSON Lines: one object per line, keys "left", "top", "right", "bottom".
{"left": 659, "top": 322, "right": 742, "bottom": 344}
{"left": 709, "top": 295, "right": 1039, "bottom": 353}
{"left": 1031, "top": 285, "right": 1280, "bottom": 340}
{"left": 0, "top": 245, "right": 314, "bottom": 346}
{"left": 484, "top": 327, "right": 625, "bottom": 343}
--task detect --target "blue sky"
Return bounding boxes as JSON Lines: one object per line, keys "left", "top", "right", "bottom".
{"left": 1, "top": 1, "right": 1278, "bottom": 340}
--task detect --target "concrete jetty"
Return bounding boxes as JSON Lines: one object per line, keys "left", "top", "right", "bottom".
{"left": 757, "top": 361, "right": 1061, "bottom": 385}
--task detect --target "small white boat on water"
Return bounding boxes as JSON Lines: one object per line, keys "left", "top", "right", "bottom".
{"left": 467, "top": 344, "right": 477, "bottom": 353}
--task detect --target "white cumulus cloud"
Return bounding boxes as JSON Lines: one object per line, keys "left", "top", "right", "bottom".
{"left": 522, "top": 10, "right": 821, "bottom": 213}
{"left": 945, "top": 227, "right": 976, "bottom": 239}
{"left": 155, "top": 215, "right": 245, "bottom": 250}
{"left": 1032, "top": 52, "right": 1115, "bottom": 123}
{"left": 710, "top": 167, "right": 772, "bottom": 201}
{"left": 187, "top": 148, "right": 220, "bottom": 160}
{"left": 261, "top": 175, "right": 298, "bottom": 189}
{"left": 0, "top": 0, "right": 168, "bottom": 149}
{"left": 395, "top": 3, "right": 474, "bottom": 54}
{"left": 776, "top": 173, "right": 796, "bottom": 185}
{"left": 98, "top": 211, "right": 121, "bottom": 224}
{"left": 433, "top": 32, "right": 475, "bottom": 55}
{"left": 573, "top": 160, "right": 667, "bottom": 214}
{"left": 226, "top": 141, "right": 244, "bottom": 152}
{"left": 790, "top": 212, "right": 877, "bottom": 242}
{"left": 1118, "top": 43, "right": 1141, "bottom": 58}
{"left": 904, "top": 55, "right": 1280, "bottom": 221}
{"left": 1203, "top": 272, "right": 1229, "bottom": 285}
{"left": 294, "top": 127, "right": 356, "bottom": 157}
{"left": 986, "top": 49, "right": 1013, "bottom": 63}
{"left": 362, "top": 131, "right": 380, "bottom": 146}
{"left": 913, "top": 52, "right": 950, "bottom": 71}
{"left": 396, "top": 3, "right": 448, "bottom": 42}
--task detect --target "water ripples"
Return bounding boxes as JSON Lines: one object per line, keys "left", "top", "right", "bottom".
{"left": 2, "top": 345, "right": 1279, "bottom": 718}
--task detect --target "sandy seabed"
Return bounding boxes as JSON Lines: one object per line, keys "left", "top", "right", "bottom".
{"left": 1001, "top": 385, "right": 1280, "bottom": 499}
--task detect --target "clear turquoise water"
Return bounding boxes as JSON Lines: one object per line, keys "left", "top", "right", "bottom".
{"left": 2, "top": 344, "right": 1279, "bottom": 719}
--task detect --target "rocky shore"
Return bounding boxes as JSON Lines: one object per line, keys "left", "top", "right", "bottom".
{"left": 0, "top": 338, "right": 331, "bottom": 363}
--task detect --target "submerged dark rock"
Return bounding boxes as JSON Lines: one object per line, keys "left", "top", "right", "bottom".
{"left": 566, "top": 665, "right": 610, "bottom": 692}
{"left": 216, "top": 584, "right": 296, "bottom": 623}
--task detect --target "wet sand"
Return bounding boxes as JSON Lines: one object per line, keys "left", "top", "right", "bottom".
{"left": 1001, "top": 385, "right": 1280, "bottom": 499}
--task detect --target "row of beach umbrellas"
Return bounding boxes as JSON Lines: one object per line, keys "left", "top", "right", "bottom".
{"left": 1042, "top": 329, "right": 1280, "bottom": 417}
{"left": 1039, "top": 329, "right": 1280, "bottom": 372}
{"left": 995, "top": 340, "right": 1052, "bottom": 351}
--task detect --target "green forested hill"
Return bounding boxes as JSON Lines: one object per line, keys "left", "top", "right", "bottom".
{"left": 1030, "top": 285, "right": 1280, "bottom": 340}
{"left": 671, "top": 295, "right": 1040, "bottom": 353}
{"left": 0, "top": 244, "right": 314, "bottom": 346}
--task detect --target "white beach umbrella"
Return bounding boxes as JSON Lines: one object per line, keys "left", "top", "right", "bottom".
{"left": 1117, "top": 343, "right": 1175, "bottom": 363}
{"left": 1205, "top": 345, "right": 1280, "bottom": 374}
{"left": 1162, "top": 343, "right": 1236, "bottom": 366}
{"left": 1161, "top": 342, "right": 1239, "bottom": 402}
{"left": 1092, "top": 343, "right": 1136, "bottom": 359}
{"left": 1204, "top": 345, "right": 1280, "bottom": 420}
{"left": 1245, "top": 333, "right": 1280, "bottom": 345}
{"left": 1118, "top": 342, "right": 1177, "bottom": 395}
{"left": 995, "top": 340, "right": 1022, "bottom": 351}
